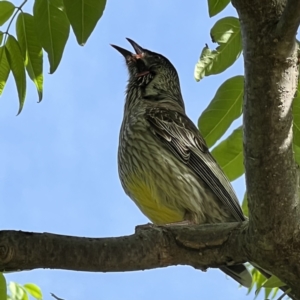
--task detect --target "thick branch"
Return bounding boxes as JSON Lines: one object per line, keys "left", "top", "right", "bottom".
{"left": 232, "top": 0, "right": 300, "bottom": 237}
{"left": 232, "top": 0, "right": 300, "bottom": 295}
{"left": 0, "top": 223, "right": 247, "bottom": 272}
{"left": 276, "top": 0, "right": 300, "bottom": 54}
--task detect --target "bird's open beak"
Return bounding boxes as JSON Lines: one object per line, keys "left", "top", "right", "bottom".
{"left": 126, "top": 38, "right": 144, "bottom": 58}
{"left": 111, "top": 39, "right": 149, "bottom": 77}
{"left": 110, "top": 44, "right": 133, "bottom": 59}
{"left": 111, "top": 38, "right": 145, "bottom": 60}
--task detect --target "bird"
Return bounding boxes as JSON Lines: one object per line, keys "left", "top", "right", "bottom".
{"left": 111, "top": 38, "right": 252, "bottom": 288}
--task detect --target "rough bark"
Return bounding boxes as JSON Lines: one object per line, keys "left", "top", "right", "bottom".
{"left": 0, "top": 223, "right": 247, "bottom": 272}
{"left": 232, "top": 0, "right": 300, "bottom": 295}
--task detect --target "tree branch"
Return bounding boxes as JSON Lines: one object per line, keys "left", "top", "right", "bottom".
{"left": 276, "top": 0, "right": 300, "bottom": 54}
{"left": 232, "top": 0, "right": 300, "bottom": 295}
{"left": 0, "top": 223, "right": 248, "bottom": 272}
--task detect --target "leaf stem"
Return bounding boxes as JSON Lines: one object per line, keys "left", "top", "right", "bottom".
{"left": 3, "top": 0, "right": 28, "bottom": 43}
{"left": 0, "top": 0, "right": 28, "bottom": 73}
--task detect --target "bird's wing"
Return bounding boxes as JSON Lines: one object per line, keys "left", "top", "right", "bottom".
{"left": 146, "top": 107, "right": 245, "bottom": 222}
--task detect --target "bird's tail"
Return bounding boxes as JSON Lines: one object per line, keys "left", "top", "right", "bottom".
{"left": 220, "top": 264, "right": 252, "bottom": 288}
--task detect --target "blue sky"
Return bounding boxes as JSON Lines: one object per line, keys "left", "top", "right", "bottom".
{"left": 0, "top": 1, "right": 268, "bottom": 299}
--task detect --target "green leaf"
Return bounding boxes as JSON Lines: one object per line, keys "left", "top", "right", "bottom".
{"left": 262, "top": 275, "right": 286, "bottom": 288}
{"left": 194, "top": 46, "right": 211, "bottom": 82}
{"left": 294, "top": 143, "right": 300, "bottom": 166}
{"left": 211, "top": 126, "right": 244, "bottom": 181}
{"left": 63, "top": 0, "right": 106, "bottom": 45}
{"left": 247, "top": 258, "right": 280, "bottom": 299}
{"left": 0, "top": 45, "right": 10, "bottom": 96}
{"left": 246, "top": 265, "right": 256, "bottom": 295}
{"left": 293, "top": 82, "right": 300, "bottom": 147}
{"left": 265, "top": 287, "right": 279, "bottom": 300}
{"left": 194, "top": 17, "right": 242, "bottom": 81}
{"left": 264, "top": 287, "right": 272, "bottom": 299}
{"left": 0, "top": 273, "right": 6, "bottom": 300}
{"left": 207, "top": 0, "right": 230, "bottom": 17}
{"left": 33, "top": 0, "right": 70, "bottom": 74}
{"left": 5, "top": 35, "right": 26, "bottom": 114}
{"left": 270, "top": 287, "right": 280, "bottom": 299}
{"left": 241, "top": 192, "right": 248, "bottom": 217}
{"left": 0, "top": 31, "right": 3, "bottom": 44}
{"left": 16, "top": 12, "right": 43, "bottom": 101}
{"left": 252, "top": 269, "right": 267, "bottom": 299}
{"left": 8, "top": 282, "right": 25, "bottom": 300}
{"left": 23, "top": 283, "right": 42, "bottom": 300}
{"left": 198, "top": 75, "right": 243, "bottom": 147}
{"left": 0, "top": 1, "right": 15, "bottom": 26}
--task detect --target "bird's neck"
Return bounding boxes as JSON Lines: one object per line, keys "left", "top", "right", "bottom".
{"left": 124, "top": 83, "right": 185, "bottom": 113}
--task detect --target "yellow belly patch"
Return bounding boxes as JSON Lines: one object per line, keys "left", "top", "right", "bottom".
{"left": 126, "top": 174, "right": 184, "bottom": 225}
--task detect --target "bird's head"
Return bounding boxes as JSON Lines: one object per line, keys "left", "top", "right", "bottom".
{"left": 111, "top": 39, "right": 184, "bottom": 109}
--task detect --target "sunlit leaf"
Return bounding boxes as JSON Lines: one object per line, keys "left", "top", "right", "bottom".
{"left": 0, "top": 1, "right": 15, "bottom": 26}
{"left": 63, "top": 0, "right": 106, "bottom": 45}
{"left": 5, "top": 35, "right": 26, "bottom": 114}
{"left": 293, "top": 82, "right": 300, "bottom": 147}
{"left": 8, "top": 282, "right": 26, "bottom": 300}
{"left": 0, "top": 273, "right": 6, "bottom": 300}
{"left": 262, "top": 275, "right": 286, "bottom": 288}
{"left": 198, "top": 75, "right": 243, "bottom": 147}
{"left": 207, "top": 0, "right": 230, "bottom": 17}
{"left": 194, "top": 17, "right": 242, "bottom": 81}
{"left": 23, "top": 283, "right": 42, "bottom": 300}
{"left": 247, "top": 266, "right": 280, "bottom": 300}
{"left": 211, "top": 126, "right": 244, "bottom": 181}
{"left": 0, "top": 45, "right": 10, "bottom": 96}
{"left": 33, "top": 0, "right": 70, "bottom": 74}
{"left": 16, "top": 12, "right": 43, "bottom": 101}
{"left": 194, "top": 46, "right": 211, "bottom": 81}
{"left": 264, "top": 287, "right": 274, "bottom": 299}
{"left": 271, "top": 288, "right": 279, "bottom": 299}
{"left": 252, "top": 268, "right": 267, "bottom": 299}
